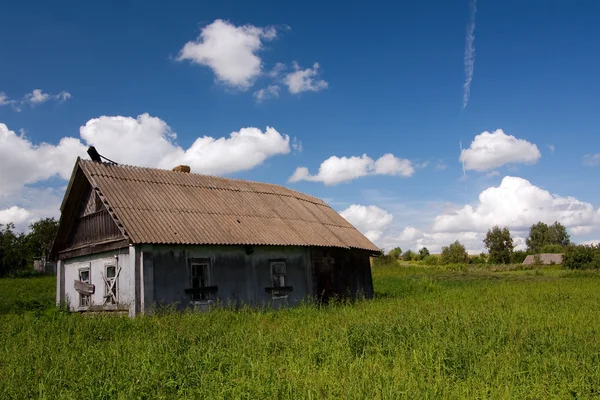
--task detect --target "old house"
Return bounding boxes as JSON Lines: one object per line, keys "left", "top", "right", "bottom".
{"left": 522, "top": 253, "right": 563, "bottom": 265}
{"left": 50, "top": 157, "right": 379, "bottom": 316}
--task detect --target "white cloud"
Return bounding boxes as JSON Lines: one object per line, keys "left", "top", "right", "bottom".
{"left": 583, "top": 153, "right": 600, "bottom": 167}
{"left": 23, "top": 89, "right": 72, "bottom": 106}
{"left": 581, "top": 240, "right": 600, "bottom": 246}
{"left": 0, "top": 92, "right": 12, "bottom": 106}
{"left": 283, "top": 62, "right": 328, "bottom": 94}
{"left": 463, "top": 0, "right": 477, "bottom": 109}
{"left": 432, "top": 176, "right": 600, "bottom": 235}
{"left": 547, "top": 144, "right": 555, "bottom": 153}
{"left": 80, "top": 114, "right": 292, "bottom": 176}
{"left": 340, "top": 205, "right": 393, "bottom": 243}
{"left": 459, "top": 129, "right": 541, "bottom": 171}
{"left": 1, "top": 114, "right": 294, "bottom": 203}
{"left": 177, "top": 19, "right": 276, "bottom": 89}
{"left": 0, "top": 206, "right": 32, "bottom": 227}
{"left": 253, "top": 85, "right": 280, "bottom": 102}
{"left": 289, "top": 153, "right": 414, "bottom": 185}
{"left": 0, "top": 123, "right": 87, "bottom": 196}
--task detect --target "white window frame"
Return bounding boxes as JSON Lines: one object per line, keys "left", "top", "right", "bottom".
{"left": 78, "top": 267, "right": 91, "bottom": 309}
{"left": 270, "top": 261, "right": 288, "bottom": 299}
{"left": 104, "top": 264, "right": 118, "bottom": 305}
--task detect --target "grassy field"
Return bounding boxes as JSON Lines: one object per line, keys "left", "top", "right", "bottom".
{"left": 1, "top": 265, "right": 600, "bottom": 399}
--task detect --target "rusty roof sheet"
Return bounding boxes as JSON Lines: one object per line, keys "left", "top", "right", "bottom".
{"left": 78, "top": 160, "right": 379, "bottom": 252}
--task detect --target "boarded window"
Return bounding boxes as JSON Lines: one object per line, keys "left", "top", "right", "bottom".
{"left": 79, "top": 268, "right": 91, "bottom": 308}
{"left": 189, "top": 261, "right": 211, "bottom": 301}
{"left": 270, "top": 261, "right": 287, "bottom": 298}
{"left": 104, "top": 264, "right": 118, "bottom": 305}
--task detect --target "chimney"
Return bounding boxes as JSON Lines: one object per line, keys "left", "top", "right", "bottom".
{"left": 172, "top": 165, "right": 191, "bottom": 173}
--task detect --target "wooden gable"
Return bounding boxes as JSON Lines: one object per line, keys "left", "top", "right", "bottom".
{"left": 50, "top": 161, "right": 128, "bottom": 260}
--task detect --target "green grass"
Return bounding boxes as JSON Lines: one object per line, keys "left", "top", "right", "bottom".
{"left": 0, "top": 275, "right": 55, "bottom": 314}
{"left": 1, "top": 265, "right": 600, "bottom": 399}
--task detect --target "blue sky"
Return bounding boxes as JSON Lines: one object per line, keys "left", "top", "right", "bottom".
{"left": 1, "top": 0, "right": 600, "bottom": 252}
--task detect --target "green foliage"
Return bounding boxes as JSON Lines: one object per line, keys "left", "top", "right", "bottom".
{"left": 510, "top": 250, "right": 528, "bottom": 264}
{"left": 440, "top": 240, "right": 469, "bottom": 265}
{"left": 418, "top": 247, "right": 430, "bottom": 259}
{"left": 0, "top": 276, "right": 55, "bottom": 314}
{"left": 0, "top": 218, "right": 58, "bottom": 277}
{"left": 540, "top": 244, "right": 565, "bottom": 254}
{"left": 422, "top": 255, "right": 439, "bottom": 265}
{"left": 372, "top": 254, "right": 396, "bottom": 267}
{"left": 483, "top": 225, "right": 514, "bottom": 264}
{"left": 469, "top": 256, "right": 486, "bottom": 264}
{"left": 402, "top": 250, "right": 415, "bottom": 261}
{"left": 526, "top": 221, "right": 571, "bottom": 254}
{"left": 563, "top": 244, "right": 600, "bottom": 269}
{"left": 388, "top": 247, "right": 402, "bottom": 260}
{"left": 2, "top": 268, "right": 600, "bottom": 398}
{"left": 533, "top": 254, "right": 543, "bottom": 266}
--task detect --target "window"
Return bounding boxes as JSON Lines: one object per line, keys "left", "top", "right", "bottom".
{"left": 270, "top": 261, "right": 287, "bottom": 298}
{"left": 79, "top": 268, "right": 91, "bottom": 308}
{"left": 189, "top": 262, "right": 211, "bottom": 301}
{"left": 104, "top": 265, "right": 118, "bottom": 305}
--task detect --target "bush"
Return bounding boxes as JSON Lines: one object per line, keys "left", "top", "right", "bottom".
{"left": 388, "top": 247, "right": 402, "bottom": 260}
{"left": 440, "top": 241, "right": 469, "bottom": 265}
{"left": 469, "top": 256, "right": 486, "bottom": 264}
{"left": 422, "top": 255, "right": 439, "bottom": 265}
{"left": 402, "top": 250, "right": 415, "bottom": 261}
{"left": 372, "top": 254, "right": 396, "bottom": 267}
{"left": 563, "top": 244, "right": 600, "bottom": 269}
{"left": 540, "top": 244, "right": 565, "bottom": 254}
{"left": 510, "top": 250, "right": 527, "bottom": 264}
{"left": 418, "top": 247, "right": 430, "bottom": 259}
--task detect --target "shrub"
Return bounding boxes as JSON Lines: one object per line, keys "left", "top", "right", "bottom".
{"left": 418, "top": 247, "right": 430, "bottom": 259}
{"left": 563, "top": 244, "right": 600, "bottom": 269}
{"left": 388, "top": 247, "right": 402, "bottom": 260}
{"left": 510, "top": 250, "right": 527, "bottom": 264}
{"left": 533, "top": 254, "right": 543, "bottom": 266}
{"left": 470, "top": 256, "right": 486, "bottom": 265}
{"left": 440, "top": 241, "right": 469, "bottom": 265}
{"left": 372, "top": 254, "right": 396, "bottom": 267}
{"left": 422, "top": 255, "right": 439, "bottom": 265}
{"left": 540, "top": 244, "right": 565, "bottom": 254}
{"left": 402, "top": 250, "right": 415, "bottom": 261}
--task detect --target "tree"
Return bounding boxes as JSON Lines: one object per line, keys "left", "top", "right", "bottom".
{"left": 27, "top": 218, "right": 58, "bottom": 259}
{"left": 0, "top": 223, "right": 28, "bottom": 276}
{"left": 483, "top": 225, "right": 514, "bottom": 264}
{"left": 388, "top": 247, "right": 402, "bottom": 260}
{"left": 510, "top": 250, "right": 527, "bottom": 264}
{"left": 526, "top": 221, "right": 571, "bottom": 253}
{"left": 402, "top": 250, "right": 415, "bottom": 261}
{"left": 418, "top": 247, "right": 430, "bottom": 259}
{"left": 440, "top": 240, "right": 469, "bottom": 264}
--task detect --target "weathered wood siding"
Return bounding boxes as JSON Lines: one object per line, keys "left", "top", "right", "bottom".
{"left": 145, "top": 245, "right": 312, "bottom": 311}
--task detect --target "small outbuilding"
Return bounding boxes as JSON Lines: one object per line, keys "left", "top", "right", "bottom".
{"left": 50, "top": 158, "right": 379, "bottom": 316}
{"left": 522, "top": 253, "right": 564, "bottom": 265}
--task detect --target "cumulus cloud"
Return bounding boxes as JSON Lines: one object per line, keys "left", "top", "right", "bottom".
{"left": 177, "top": 19, "right": 276, "bottom": 89}
{"left": 583, "top": 153, "right": 600, "bottom": 167}
{"left": 0, "top": 206, "right": 32, "bottom": 227}
{"left": 253, "top": 85, "right": 280, "bottom": 102}
{"left": 432, "top": 176, "right": 600, "bottom": 234}
{"left": 283, "top": 62, "right": 328, "bottom": 94}
{"left": 0, "top": 92, "right": 12, "bottom": 106}
{"left": 459, "top": 129, "right": 541, "bottom": 172}
{"left": 1, "top": 114, "right": 294, "bottom": 202}
{"left": 23, "top": 89, "right": 72, "bottom": 106}
{"left": 340, "top": 205, "right": 393, "bottom": 242}
{"left": 0, "top": 123, "right": 87, "bottom": 196}
{"left": 289, "top": 153, "right": 414, "bottom": 185}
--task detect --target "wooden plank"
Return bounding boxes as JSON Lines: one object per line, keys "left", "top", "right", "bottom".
{"left": 74, "top": 280, "right": 95, "bottom": 295}
{"left": 58, "top": 238, "right": 129, "bottom": 260}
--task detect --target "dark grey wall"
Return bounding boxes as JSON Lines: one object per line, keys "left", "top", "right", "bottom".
{"left": 149, "top": 245, "right": 311, "bottom": 310}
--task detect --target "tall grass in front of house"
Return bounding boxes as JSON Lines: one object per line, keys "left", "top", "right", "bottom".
{"left": 1, "top": 266, "right": 600, "bottom": 399}
{"left": 0, "top": 275, "right": 55, "bottom": 314}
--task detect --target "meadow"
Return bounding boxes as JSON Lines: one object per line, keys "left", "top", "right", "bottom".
{"left": 1, "top": 264, "right": 600, "bottom": 399}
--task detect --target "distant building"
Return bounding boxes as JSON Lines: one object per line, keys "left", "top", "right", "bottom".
{"left": 522, "top": 254, "right": 563, "bottom": 265}
{"left": 50, "top": 158, "right": 379, "bottom": 316}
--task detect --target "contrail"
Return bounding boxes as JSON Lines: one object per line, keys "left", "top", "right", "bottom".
{"left": 463, "top": 0, "right": 477, "bottom": 109}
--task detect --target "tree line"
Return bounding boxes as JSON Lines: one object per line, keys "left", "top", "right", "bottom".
{"left": 379, "top": 221, "right": 590, "bottom": 267}
{"left": 0, "top": 218, "right": 58, "bottom": 277}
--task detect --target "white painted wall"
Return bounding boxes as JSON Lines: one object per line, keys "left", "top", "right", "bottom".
{"left": 62, "top": 248, "right": 132, "bottom": 312}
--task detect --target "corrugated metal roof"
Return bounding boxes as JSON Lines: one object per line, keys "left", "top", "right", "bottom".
{"left": 78, "top": 160, "right": 379, "bottom": 252}
{"left": 522, "top": 253, "right": 564, "bottom": 265}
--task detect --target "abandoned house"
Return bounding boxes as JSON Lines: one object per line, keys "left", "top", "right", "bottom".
{"left": 50, "top": 157, "right": 379, "bottom": 316}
